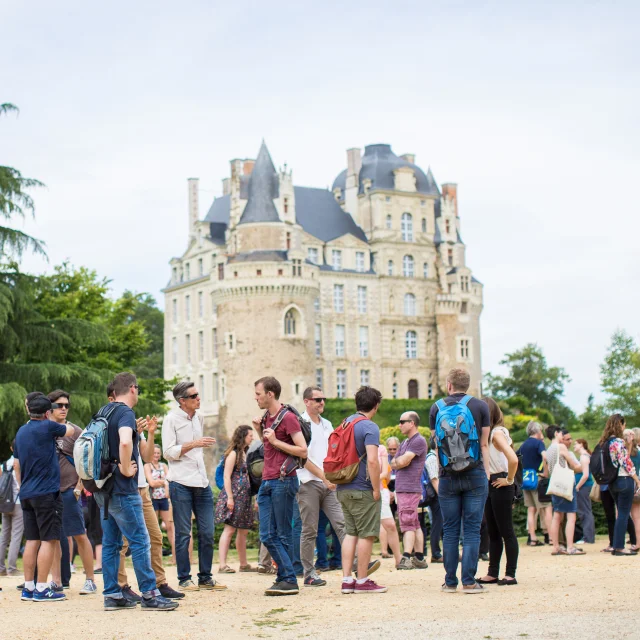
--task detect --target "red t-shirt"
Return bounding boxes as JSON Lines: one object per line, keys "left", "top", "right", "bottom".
{"left": 262, "top": 409, "right": 302, "bottom": 480}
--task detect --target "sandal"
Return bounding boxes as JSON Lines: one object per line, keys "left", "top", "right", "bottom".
{"left": 218, "top": 565, "right": 236, "bottom": 573}
{"left": 476, "top": 577, "right": 498, "bottom": 584}
{"left": 601, "top": 546, "right": 613, "bottom": 553}
{"left": 239, "top": 564, "right": 257, "bottom": 572}
{"left": 563, "top": 548, "right": 586, "bottom": 555}
{"left": 381, "top": 554, "right": 392, "bottom": 559}
{"left": 527, "top": 540, "right": 544, "bottom": 547}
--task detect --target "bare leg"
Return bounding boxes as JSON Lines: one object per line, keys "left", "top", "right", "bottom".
{"left": 74, "top": 534, "right": 95, "bottom": 580}
{"left": 415, "top": 527, "right": 424, "bottom": 556}
{"left": 403, "top": 530, "right": 416, "bottom": 555}
{"left": 356, "top": 537, "right": 374, "bottom": 580}
{"left": 218, "top": 525, "right": 235, "bottom": 568}
{"left": 36, "top": 541, "right": 58, "bottom": 586}
{"left": 379, "top": 525, "right": 388, "bottom": 555}
{"left": 527, "top": 507, "right": 538, "bottom": 541}
{"left": 236, "top": 529, "right": 248, "bottom": 566}
{"left": 51, "top": 541, "right": 62, "bottom": 585}
{"left": 551, "top": 512, "right": 563, "bottom": 553}
{"left": 23, "top": 540, "right": 40, "bottom": 582}
{"left": 341, "top": 535, "right": 357, "bottom": 579}
{"left": 94, "top": 544, "right": 102, "bottom": 570}
{"left": 544, "top": 507, "right": 552, "bottom": 537}
{"left": 381, "top": 519, "right": 401, "bottom": 565}
{"left": 565, "top": 513, "right": 576, "bottom": 550}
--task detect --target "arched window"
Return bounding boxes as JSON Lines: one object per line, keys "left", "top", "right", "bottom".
{"left": 423, "top": 263, "right": 428, "bottom": 278}
{"left": 421, "top": 218, "right": 427, "bottom": 233}
{"left": 386, "top": 214, "right": 392, "bottom": 230}
{"left": 401, "top": 213, "right": 413, "bottom": 242}
{"left": 392, "top": 382, "right": 398, "bottom": 399}
{"left": 408, "top": 379, "right": 419, "bottom": 399}
{"left": 284, "top": 309, "right": 296, "bottom": 335}
{"left": 403, "top": 255, "right": 414, "bottom": 277}
{"left": 387, "top": 260, "right": 394, "bottom": 276}
{"left": 406, "top": 331, "right": 417, "bottom": 359}
{"left": 404, "top": 293, "right": 416, "bottom": 316}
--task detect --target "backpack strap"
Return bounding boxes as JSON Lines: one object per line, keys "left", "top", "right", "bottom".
{"left": 435, "top": 399, "right": 446, "bottom": 411}
{"left": 458, "top": 395, "right": 472, "bottom": 407}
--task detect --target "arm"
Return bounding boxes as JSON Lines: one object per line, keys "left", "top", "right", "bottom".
{"left": 162, "top": 415, "right": 214, "bottom": 460}
{"left": 575, "top": 454, "right": 590, "bottom": 491}
{"left": 223, "top": 451, "right": 236, "bottom": 509}
{"left": 430, "top": 476, "right": 439, "bottom": 494}
{"left": 118, "top": 427, "right": 137, "bottom": 477}
{"left": 559, "top": 444, "right": 581, "bottom": 472}
{"left": 144, "top": 463, "right": 164, "bottom": 488}
{"left": 64, "top": 424, "right": 75, "bottom": 437}
{"left": 541, "top": 451, "right": 549, "bottom": 478}
{"left": 304, "top": 458, "right": 336, "bottom": 490}
{"left": 366, "top": 444, "right": 381, "bottom": 500}
{"left": 391, "top": 450, "right": 416, "bottom": 470}
{"left": 490, "top": 431, "right": 519, "bottom": 488}
{"left": 611, "top": 440, "right": 640, "bottom": 485}
{"left": 480, "top": 426, "right": 491, "bottom": 480}
{"left": 264, "top": 428, "right": 308, "bottom": 458}
{"left": 139, "top": 417, "right": 158, "bottom": 463}
{"left": 13, "top": 459, "right": 20, "bottom": 486}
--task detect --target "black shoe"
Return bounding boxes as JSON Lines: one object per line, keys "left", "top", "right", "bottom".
{"left": 158, "top": 583, "right": 185, "bottom": 600}
{"left": 265, "top": 580, "right": 299, "bottom": 596}
{"left": 162, "top": 548, "right": 172, "bottom": 556}
{"left": 141, "top": 595, "right": 179, "bottom": 611}
{"left": 430, "top": 555, "right": 444, "bottom": 564}
{"left": 16, "top": 582, "right": 25, "bottom": 590}
{"left": 50, "top": 582, "right": 64, "bottom": 593}
{"left": 479, "top": 553, "right": 489, "bottom": 562}
{"left": 125, "top": 548, "right": 132, "bottom": 558}
{"left": 304, "top": 575, "right": 327, "bottom": 587}
{"left": 104, "top": 596, "right": 138, "bottom": 611}
{"left": 544, "top": 533, "right": 550, "bottom": 545}
{"left": 122, "top": 585, "right": 142, "bottom": 603}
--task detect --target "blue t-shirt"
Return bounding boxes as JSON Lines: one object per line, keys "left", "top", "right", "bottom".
{"left": 337, "top": 414, "right": 379, "bottom": 492}
{"left": 14, "top": 419, "right": 67, "bottom": 500}
{"left": 518, "top": 437, "right": 546, "bottom": 471}
{"left": 104, "top": 403, "right": 139, "bottom": 495}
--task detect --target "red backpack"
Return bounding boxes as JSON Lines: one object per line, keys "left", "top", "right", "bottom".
{"left": 323, "top": 415, "right": 368, "bottom": 484}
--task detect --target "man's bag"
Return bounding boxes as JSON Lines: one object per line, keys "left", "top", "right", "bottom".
{"left": 433, "top": 395, "right": 480, "bottom": 474}
{"left": 0, "top": 462, "right": 16, "bottom": 514}
{"left": 547, "top": 460, "right": 574, "bottom": 502}
{"left": 323, "top": 415, "right": 368, "bottom": 484}
{"left": 590, "top": 439, "right": 619, "bottom": 486}
{"left": 522, "top": 469, "right": 539, "bottom": 491}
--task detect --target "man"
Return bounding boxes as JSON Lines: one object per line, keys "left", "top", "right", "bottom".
{"left": 162, "top": 381, "right": 222, "bottom": 592}
{"left": 13, "top": 395, "right": 76, "bottom": 602}
{"left": 252, "top": 376, "right": 307, "bottom": 596}
{"left": 517, "top": 421, "right": 551, "bottom": 546}
{"left": 560, "top": 429, "right": 584, "bottom": 544}
{"left": 424, "top": 436, "right": 443, "bottom": 563}
{"left": 429, "top": 368, "right": 490, "bottom": 594}
{"left": 95, "top": 372, "right": 178, "bottom": 611}
{"left": 47, "top": 390, "right": 97, "bottom": 595}
{"left": 391, "top": 411, "right": 428, "bottom": 570}
{"left": 297, "top": 386, "right": 346, "bottom": 587}
{"left": 0, "top": 439, "right": 23, "bottom": 578}
{"left": 337, "top": 386, "right": 386, "bottom": 595}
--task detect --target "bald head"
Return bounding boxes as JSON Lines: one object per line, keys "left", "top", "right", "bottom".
{"left": 399, "top": 411, "right": 420, "bottom": 437}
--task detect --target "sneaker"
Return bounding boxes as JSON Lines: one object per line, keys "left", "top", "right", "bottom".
{"left": 158, "top": 583, "right": 185, "bottom": 600}
{"left": 479, "top": 553, "right": 490, "bottom": 562}
{"left": 104, "top": 596, "right": 137, "bottom": 611}
{"left": 70, "top": 563, "right": 76, "bottom": 574}
{"left": 396, "top": 556, "right": 414, "bottom": 570}
{"left": 17, "top": 582, "right": 25, "bottom": 590}
{"left": 304, "top": 574, "right": 327, "bottom": 587}
{"left": 122, "top": 585, "right": 142, "bottom": 603}
{"left": 441, "top": 583, "right": 458, "bottom": 593}
{"left": 21, "top": 587, "right": 34, "bottom": 601}
{"left": 411, "top": 556, "right": 428, "bottom": 569}
{"left": 314, "top": 565, "right": 330, "bottom": 573}
{"left": 79, "top": 579, "right": 97, "bottom": 595}
{"left": 354, "top": 579, "right": 387, "bottom": 594}
{"left": 34, "top": 587, "right": 67, "bottom": 602}
{"left": 575, "top": 539, "right": 585, "bottom": 545}
{"left": 49, "top": 582, "right": 64, "bottom": 593}
{"left": 462, "top": 582, "right": 486, "bottom": 594}
{"left": 141, "top": 595, "right": 179, "bottom": 611}
{"left": 341, "top": 579, "right": 355, "bottom": 594}
{"left": 7, "top": 569, "right": 22, "bottom": 576}
{"left": 257, "top": 564, "right": 276, "bottom": 575}
{"left": 178, "top": 579, "right": 200, "bottom": 591}
{"left": 198, "top": 578, "right": 227, "bottom": 591}
{"left": 430, "top": 556, "right": 444, "bottom": 564}
{"left": 264, "top": 580, "right": 299, "bottom": 596}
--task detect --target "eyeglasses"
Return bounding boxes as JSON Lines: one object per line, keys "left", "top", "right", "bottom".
{"left": 52, "top": 403, "right": 70, "bottom": 410}
{"left": 184, "top": 393, "right": 199, "bottom": 400}
{"left": 132, "top": 385, "right": 140, "bottom": 391}
{"left": 399, "top": 419, "right": 413, "bottom": 425}
{"left": 312, "top": 398, "right": 326, "bottom": 403}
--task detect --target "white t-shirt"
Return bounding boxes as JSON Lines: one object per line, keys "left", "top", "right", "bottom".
{"left": 296, "top": 412, "right": 333, "bottom": 484}
{"left": 137, "top": 433, "right": 148, "bottom": 489}
{"left": 489, "top": 427, "right": 512, "bottom": 474}
{"left": 425, "top": 451, "right": 439, "bottom": 482}
{"left": 4, "top": 456, "right": 20, "bottom": 505}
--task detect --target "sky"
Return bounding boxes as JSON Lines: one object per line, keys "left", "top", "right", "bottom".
{"left": 2, "top": 0, "right": 639, "bottom": 413}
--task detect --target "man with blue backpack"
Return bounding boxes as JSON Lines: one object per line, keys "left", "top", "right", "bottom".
{"left": 429, "top": 368, "right": 491, "bottom": 594}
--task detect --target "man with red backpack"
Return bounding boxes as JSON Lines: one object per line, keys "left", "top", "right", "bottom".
{"left": 331, "top": 386, "right": 387, "bottom": 595}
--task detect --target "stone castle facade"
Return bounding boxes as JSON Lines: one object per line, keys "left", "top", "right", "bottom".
{"left": 163, "top": 142, "right": 483, "bottom": 437}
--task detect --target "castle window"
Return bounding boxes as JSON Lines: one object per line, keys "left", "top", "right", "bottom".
{"left": 316, "top": 369, "right": 323, "bottom": 388}
{"left": 392, "top": 382, "right": 398, "bottom": 399}
{"left": 314, "top": 297, "right": 320, "bottom": 312}
{"left": 172, "top": 299, "right": 177, "bottom": 324}
{"left": 284, "top": 310, "right": 297, "bottom": 336}
{"left": 403, "top": 255, "right": 414, "bottom": 277}
{"left": 355, "top": 251, "right": 365, "bottom": 272}
{"left": 460, "top": 338, "right": 471, "bottom": 360}
{"left": 461, "top": 301, "right": 468, "bottom": 314}
{"left": 172, "top": 267, "right": 177, "bottom": 283}
{"left": 385, "top": 214, "right": 392, "bottom": 229}
{"left": 218, "top": 263, "right": 224, "bottom": 280}
{"left": 278, "top": 269, "right": 283, "bottom": 276}
{"left": 357, "top": 286, "right": 367, "bottom": 313}
{"left": 385, "top": 196, "right": 391, "bottom": 203}
{"left": 335, "top": 325, "right": 345, "bottom": 357}
{"left": 212, "top": 328, "right": 218, "bottom": 359}
{"left": 185, "top": 295, "right": 191, "bottom": 321}
{"left": 213, "top": 373, "right": 219, "bottom": 402}
{"left": 308, "top": 247, "right": 319, "bottom": 264}
{"left": 198, "top": 258, "right": 203, "bottom": 277}
{"left": 227, "top": 333, "right": 234, "bottom": 351}
{"left": 220, "top": 375, "right": 226, "bottom": 403}
{"left": 315, "top": 324, "right": 322, "bottom": 356}
{"left": 333, "top": 284, "right": 344, "bottom": 312}
{"left": 198, "top": 291, "right": 203, "bottom": 318}
{"left": 332, "top": 249, "right": 342, "bottom": 270}
{"left": 336, "top": 369, "right": 347, "bottom": 398}
{"left": 404, "top": 293, "right": 416, "bottom": 316}
{"left": 447, "top": 249, "right": 453, "bottom": 266}
{"left": 421, "top": 199, "right": 426, "bottom": 206}
{"left": 387, "top": 260, "right": 394, "bottom": 276}
{"left": 421, "top": 218, "right": 427, "bottom": 233}
{"left": 199, "top": 375, "right": 204, "bottom": 401}
{"left": 198, "top": 331, "right": 204, "bottom": 361}
{"left": 284, "top": 197, "right": 289, "bottom": 214}
{"left": 423, "top": 263, "right": 428, "bottom": 278}
{"left": 171, "top": 337, "right": 177, "bottom": 365}
{"left": 359, "top": 326, "right": 369, "bottom": 357}
{"left": 405, "top": 331, "right": 417, "bottom": 359}
{"left": 428, "top": 383, "right": 434, "bottom": 399}
{"left": 408, "top": 379, "right": 418, "bottom": 399}
{"left": 257, "top": 269, "right": 262, "bottom": 276}
{"left": 460, "top": 275, "right": 470, "bottom": 292}
{"left": 446, "top": 219, "right": 451, "bottom": 234}
{"left": 185, "top": 263, "right": 191, "bottom": 280}
{"left": 292, "top": 258, "right": 302, "bottom": 277}
{"left": 234, "top": 271, "right": 238, "bottom": 278}
{"left": 401, "top": 213, "right": 413, "bottom": 242}
{"left": 360, "top": 370, "right": 370, "bottom": 386}
{"left": 186, "top": 334, "right": 191, "bottom": 364}
{"left": 286, "top": 232, "right": 291, "bottom": 249}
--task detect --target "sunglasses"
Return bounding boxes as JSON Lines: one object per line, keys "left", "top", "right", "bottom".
{"left": 312, "top": 398, "right": 326, "bottom": 403}
{"left": 184, "top": 393, "right": 199, "bottom": 400}
{"left": 52, "top": 402, "right": 70, "bottom": 410}
{"left": 399, "top": 419, "right": 413, "bottom": 425}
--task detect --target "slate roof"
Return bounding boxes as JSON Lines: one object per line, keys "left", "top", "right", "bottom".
{"left": 228, "top": 250, "right": 288, "bottom": 264}
{"left": 238, "top": 142, "right": 280, "bottom": 224}
{"left": 332, "top": 144, "right": 441, "bottom": 197}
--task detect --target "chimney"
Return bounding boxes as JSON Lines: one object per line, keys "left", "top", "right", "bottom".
{"left": 222, "top": 177, "right": 230, "bottom": 195}
{"left": 401, "top": 153, "right": 415, "bottom": 164}
{"left": 441, "top": 183, "right": 458, "bottom": 217}
{"left": 188, "top": 178, "right": 199, "bottom": 239}
{"left": 346, "top": 147, "right": 362, "bottom": 177}
{"left": 243, "top": 159, "right": 255, "bottom": 175}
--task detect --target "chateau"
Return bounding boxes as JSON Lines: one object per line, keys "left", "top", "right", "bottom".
{"left": 163, "top": 142, "right": 483, "bottom": 437}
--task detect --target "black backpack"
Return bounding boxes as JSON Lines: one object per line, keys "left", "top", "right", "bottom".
{"left": 0, "top": 461, "right": 16, "bottom": 514}
{"left": 590, "top": 438, "right": 620, "bottom": 485}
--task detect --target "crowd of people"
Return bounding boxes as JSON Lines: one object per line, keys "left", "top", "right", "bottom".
{"left": 1, "top": 367, "right": 640, "bottom": 609}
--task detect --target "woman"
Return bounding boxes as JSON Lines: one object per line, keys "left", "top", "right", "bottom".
{"left": 599, "top": 414, "right": 640, "bottom": 556}
{"left": 477, "top": 397, "right": 519, "bottom": 585}
{"left": 573, "top": 439, "right": 595, "bottom": 544}
{"left": 378, "top": 443, "right": 401, "bottom": 566}
{"left": 546, "top": 426, "right": 584, "bottom": 556}
{"left": 215, "top": 425, "right": 257, "bottom": 573}
{"left": 624, "top": 428, "right": 640, "bottom": 552}
{"left": 144, "top": 444, "right": 175, "bottom": 564}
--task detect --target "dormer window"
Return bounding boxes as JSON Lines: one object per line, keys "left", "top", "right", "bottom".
{"left": 284, "top": 197, "right": 289, "bottom": 214}
{"left": 332, "top": 249, "right": 342, "bottom": 270}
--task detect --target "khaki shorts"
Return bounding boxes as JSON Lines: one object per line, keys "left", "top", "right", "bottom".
{"left": 338, "top": 489, "right": 381, "bottom": 539}
{"left": 523, "top": 489, "right": 547, "bottom": 509}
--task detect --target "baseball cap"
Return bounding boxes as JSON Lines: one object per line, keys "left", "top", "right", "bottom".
{"left": 28, "top": 395, "right": 52, "bottom": 414}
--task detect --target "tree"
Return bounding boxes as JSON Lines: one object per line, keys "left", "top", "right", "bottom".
{"left": 600, "top": 330, "right": 640, "bottom": 427}
{"left": 579, "top": 393, "right": 607, "bottom": 431}
{"left": 0, "top": 103, "right": 45, "bottom": 258}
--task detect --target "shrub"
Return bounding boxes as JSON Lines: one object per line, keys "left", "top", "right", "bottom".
{"left": 379, "top": 426, "right": 431, "bottom": 444}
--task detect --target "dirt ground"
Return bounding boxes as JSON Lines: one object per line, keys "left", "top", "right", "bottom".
{"left": 0, "top": 537, "right": 635, "bottom": 640}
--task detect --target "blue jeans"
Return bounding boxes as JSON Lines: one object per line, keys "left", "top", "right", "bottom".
{"left": 610, "top": 476, "right": 635, "bottom": 550}
{"left": 95, "top": 492, "right": 158, "bottom": 598}
{"left": 169, "top": 482, "right": 214, "bottom": 583}
{"left": 316, "top": 510, "right": 342, "bottom": 569}
{"left": 258, "top": 477, "right": 299, "bottom": 585}
{"left": 439, "top": 467, "right": 488, "bottom": 587}
{"left": 292, "top": 497, "right": 303, "bottom": 575}
{"left": 428, "top": 499, "right": 443, "bottom": 557}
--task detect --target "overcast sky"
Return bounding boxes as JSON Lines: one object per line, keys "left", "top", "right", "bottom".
{"left": 2, "top": 1, "right": 638, "bottom": 413}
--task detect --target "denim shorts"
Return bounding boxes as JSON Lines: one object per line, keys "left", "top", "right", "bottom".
{"left": 61, "top": 488, "right": 86, "bottom": 537}
{"left": 551, "top": 488, "right": 577, "bottom": 513}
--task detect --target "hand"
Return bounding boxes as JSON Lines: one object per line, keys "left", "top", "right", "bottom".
{"left": 373, "top": 489, "right": 381, "bottom": 502}
{"left": 226, "top": 498, "right": 235, "bottom": 511}
{"left": 136, "top": 417, "right": 147, "bottom": 434}
{"left": 252, "top": 416, "right": 263, "bottom": 430}
{"left": 492, "top": 477, "right": 513, "bottom": 489}
{"left": 389, "top": 492, "right": 395, "bottom": 504}
{"left": 263, "top": 428, "right": 276, "bottom": 445}
{"left": 323, "top": 479, "right": 337, "bottom": 491}
{"left": 146, "top": 415, "right": 158, "bottom": 432}
{"left": 196, "top": 437, "right": 216, "bottom": 448}
{"left": 390, "top": 459, "right": 398, "bottom": 470}
{"left": 119, "top": 460, "right": 138, "bottom": 478}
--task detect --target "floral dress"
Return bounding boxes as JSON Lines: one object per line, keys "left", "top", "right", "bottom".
{"left": 214, "top": 458, "right": 254, "bottom": 530}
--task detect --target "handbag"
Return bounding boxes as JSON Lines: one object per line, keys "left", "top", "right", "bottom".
{"left": 547, "top": 458, "right": 575, "bottom": 502}
{"left": 589, "top": 483, "right": 601, "bottom": 502}
{"left": 537, "top": 476, "right": 552, "bottom": 503}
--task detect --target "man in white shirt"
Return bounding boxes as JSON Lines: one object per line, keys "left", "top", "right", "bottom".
{"left": 162, "top": 381, "right": 225, "bottom": 592}
{"left": 297, "top": 386, "right": 346, "bottom": 587}
{"left": 0, "top": 441, "right": 23, "bottom": 576}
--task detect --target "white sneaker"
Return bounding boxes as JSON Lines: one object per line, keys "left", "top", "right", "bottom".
{"left": 575, "top": 540, "right": 585, "bottom": 545}
{"left": 79, "top": 579, "right": 97, "bottom": 595}
{"left": 70, "top": 563, "right": 76, "bottom": 574}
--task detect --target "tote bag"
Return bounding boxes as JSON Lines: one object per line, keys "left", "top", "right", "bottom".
{"left": 547, "top": 457, "right": 575, "bottom": 502}
{"left": 589, "top": 483, "right": 601, "bottom": 502}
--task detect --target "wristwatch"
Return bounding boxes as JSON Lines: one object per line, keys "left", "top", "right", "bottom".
{"left": 73, "top": 489, "right": 82, "bottom": 497}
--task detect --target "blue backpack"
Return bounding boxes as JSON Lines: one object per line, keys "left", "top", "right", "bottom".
{"left": 419, "top": 464, "right": 437, "bottom": 506}
{"left": 522, "top": 468, "right": 538, "bottom": 491}
{"left": 434, "top": 395, "right": 480, "bottom": 473}
{"left": 215, "top": 456, "right": 225, "bottom": 490}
